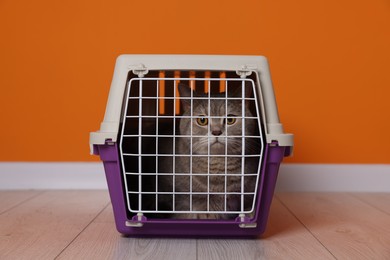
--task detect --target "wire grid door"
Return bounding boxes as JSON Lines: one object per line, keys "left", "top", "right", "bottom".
{"left": 119, "top": 71, "right": 265, "bottom": 218}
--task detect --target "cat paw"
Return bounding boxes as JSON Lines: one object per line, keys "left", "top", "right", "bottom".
{"left": 195, "top": 213, "right": 220, "bottom": 219}
{"left": 174, "top": 213, "right": 221, "bottom": 219}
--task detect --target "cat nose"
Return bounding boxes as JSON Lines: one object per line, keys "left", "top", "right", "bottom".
{"left": 212, "top": 130, "right": 222, "bottom": 136}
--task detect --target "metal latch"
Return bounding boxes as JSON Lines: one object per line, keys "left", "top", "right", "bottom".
{"left": 131, "top": 64, "right": 149, "bottom": 78}
{"left": 236, "top": 65, "right": 256, "bottom": 78}
{"left": 105, "top": 139, "right": 115, "bottom": 146}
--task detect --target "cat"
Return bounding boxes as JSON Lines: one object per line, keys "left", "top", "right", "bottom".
{"left": 158, "top": 83, "right": 260, "bottom": 219}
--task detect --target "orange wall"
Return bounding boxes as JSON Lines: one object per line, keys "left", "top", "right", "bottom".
{"left": 0, "top": 0, "right": 389, "bottom": 163}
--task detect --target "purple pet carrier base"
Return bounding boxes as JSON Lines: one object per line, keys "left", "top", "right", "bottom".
{"left": 94, "top": 141, "right": 287, "bottom": 238}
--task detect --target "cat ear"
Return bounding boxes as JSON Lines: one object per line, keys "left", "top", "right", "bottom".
{"left": 178, "top": 83, "right": 193, "bottom": 98}
{"left": 228, "top": 81, "right": 253, "bottom": 99}
{"left": 178, "top": 83, "right": 193, "bottom": 111}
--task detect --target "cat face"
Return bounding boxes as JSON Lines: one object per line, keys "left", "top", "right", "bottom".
{"left": 178, "top": 84, "right": 255, "bottom": 156}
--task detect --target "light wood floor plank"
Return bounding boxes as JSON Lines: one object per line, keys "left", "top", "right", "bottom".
{"left": 352, "top": 193, "right": 390, "bottom": 215}
{"left": 2, "top": 191, "right": 389, "bottom": 259}
{"left": 197, "top": 198, "right": 335, "bottom": 260}
{"left": 57, "top": 205, "right": 197, "bottom": 260}
{"left": 0, "top": 191, "right": 42, "bottom": 214}
{"left": 277, "top": 192, "right": 390, "bottom": 259}
{"left": 0, "top": 190, "right": 109, "bottom": 260}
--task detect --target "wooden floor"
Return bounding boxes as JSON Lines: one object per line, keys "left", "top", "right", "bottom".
{"left": 1, "top": 191, "right": 389, "bottom": 259}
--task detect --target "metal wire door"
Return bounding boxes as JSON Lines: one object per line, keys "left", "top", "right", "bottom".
{"left": 119, "top": 71, "right": 265, "bottom": 218}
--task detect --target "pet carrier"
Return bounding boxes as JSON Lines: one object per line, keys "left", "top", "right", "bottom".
{"left": 90, "top": 55, "right": 293, "bottom": 237}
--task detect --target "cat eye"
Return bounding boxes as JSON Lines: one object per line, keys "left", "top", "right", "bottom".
{"left": 196, "top": 117, "right": 208, "bottom": 126}
{"left": 226, "top": 114, "right": 237, "bottom": 125}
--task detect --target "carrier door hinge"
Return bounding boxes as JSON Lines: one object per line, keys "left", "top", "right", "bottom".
{"left": 131, "top": 64, "right": 149, "bottom": 78}
{"left": 125, "top": 213, "right": 145, "bottom": 227}
{"left": 238, "top": 214, "right": 257, "bottom": 228}
{"left": 236, "top": 65, "right": 256, "bottom": 78}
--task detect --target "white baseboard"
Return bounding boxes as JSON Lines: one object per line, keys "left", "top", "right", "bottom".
{"left": 0, "top": 162, "right": 107, "bottom": 190}
{"left": 0, "top": 162, "right": 389, "bottom": 192}
{"left": 277, "top": 164, "right": 390, "bottom": 192}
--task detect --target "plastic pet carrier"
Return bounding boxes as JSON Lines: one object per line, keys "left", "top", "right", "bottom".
{"left": 90, "top": 55, "right": 293, "bottom": 237}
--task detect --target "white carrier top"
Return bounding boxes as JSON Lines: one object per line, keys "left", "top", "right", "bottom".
{"left": 90, "top": 55, "right": 293, "bottom": 153}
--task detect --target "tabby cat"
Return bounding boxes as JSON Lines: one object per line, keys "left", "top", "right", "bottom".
{"left": 158, "top": 83, "right": 260, "bottom": 219}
